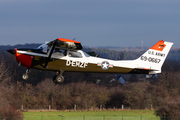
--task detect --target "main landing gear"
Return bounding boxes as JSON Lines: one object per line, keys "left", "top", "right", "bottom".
{"left": 22, "top": 69, "right": 65, "bottom": 84}
{"left": 22, "top": 69, "right": 30, "bottom": 80}
{"left": 53, "top": 71, "right": 64, "bottom": 84}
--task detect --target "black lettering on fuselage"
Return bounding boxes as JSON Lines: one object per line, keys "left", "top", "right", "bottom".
{"left": 148, "top": 51, "right": 154, "bottom": 55}
{"left": 148, "top": 51, "right": 165, "bottom": 57}
{"left": 155, "top": 52, "right": 165, "bottom": 57}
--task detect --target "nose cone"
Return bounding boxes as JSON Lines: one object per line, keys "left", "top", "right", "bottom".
{"left": 7, "top": 49, "right": 15, "bottom": 55}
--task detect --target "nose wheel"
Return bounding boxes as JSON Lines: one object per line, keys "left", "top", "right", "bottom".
{"left": 53, "top": 71, "right": 64, "bottom": 84}
{"left": 22, "top": 69, "right": 30, "bottom": 80}
{"left": 22, "top": 73, "right": 29, "bottom": 80}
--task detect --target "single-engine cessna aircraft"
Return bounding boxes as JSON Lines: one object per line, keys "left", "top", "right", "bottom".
{"left": 7, "top": 38, "right": 173, "bottom": 84}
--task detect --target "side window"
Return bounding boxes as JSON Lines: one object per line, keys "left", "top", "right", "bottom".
{"left": 69, "top": 51, "right": 82, "bottom": 58}
{"left": 53, "top": 48, "right": 67, "bottom": 56}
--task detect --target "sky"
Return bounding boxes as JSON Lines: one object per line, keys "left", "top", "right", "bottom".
{"left": 0, "top": 0, "right": 180, "bottom": 47}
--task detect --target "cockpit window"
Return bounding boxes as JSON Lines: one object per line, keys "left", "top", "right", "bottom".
{"left": 69, "top": 51, "right": 82, "bottom": 58}
{"left": 83, "top": 51, "right": 90, "bottom": 57}
{"left": 37, "top": 43, "right": 50, "bottom": 54}
{"left": 53, "top": 48, "right": 67, "bottom": 56}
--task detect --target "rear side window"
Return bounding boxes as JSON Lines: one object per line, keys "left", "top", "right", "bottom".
{"left": 69, "top": 51, "right": 82, "bottom": 58}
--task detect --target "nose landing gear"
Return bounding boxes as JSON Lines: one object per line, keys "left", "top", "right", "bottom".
{"left": 22, "top": 69, "right": 30, "bottom": 80}
{"left": 53, "top": 70, "right": 64, "bottom": 84}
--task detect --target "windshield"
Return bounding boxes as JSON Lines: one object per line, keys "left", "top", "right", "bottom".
{"left": 37, "top": 43, "right": 50, "bottom": 53}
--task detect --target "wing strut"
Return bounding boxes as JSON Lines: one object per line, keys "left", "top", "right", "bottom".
{"left": 44, "top": 39, "right": 57, "bottom": 68}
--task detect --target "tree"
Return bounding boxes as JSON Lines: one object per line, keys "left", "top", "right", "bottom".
{"left": 156, "top": 97, "right": 180, "bottom": 120}
{"left": 0, "top": 58, "right": 23, "bottom": 120}
{"left": 0, "top": 58, "right": 11, "bottom": 85}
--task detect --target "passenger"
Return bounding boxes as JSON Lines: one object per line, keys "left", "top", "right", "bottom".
{"left": 53, "top": 48, "right": 64, "bottom": 56}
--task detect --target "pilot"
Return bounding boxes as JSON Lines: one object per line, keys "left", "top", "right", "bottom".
{"left": 55, "top": 48, "right": 60, "bottom": 52}
{"left": 53, "top": 48, "right": 63, "bottom": 56}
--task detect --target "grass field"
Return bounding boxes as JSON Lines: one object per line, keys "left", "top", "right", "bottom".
{"left": 23, "top": 110, "right": 161, "bottom": 120}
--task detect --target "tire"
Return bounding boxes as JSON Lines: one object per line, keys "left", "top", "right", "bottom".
{"left": 53, "top": 75, "right": 58, "bottom": 84}
{"left": 53, "top": 75, "right": 64, "bottom": 84}
{"left": 22, "top": 74, "right": 29, "bottom": 80}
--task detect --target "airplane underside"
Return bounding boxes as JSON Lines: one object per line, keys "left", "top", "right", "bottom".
{"left": 31, "top": 58, "right": 149, "bottom": 74}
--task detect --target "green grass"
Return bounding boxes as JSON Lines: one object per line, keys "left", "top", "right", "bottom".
{"left": 23, "top": 110, "right": 160, "bottom": 120}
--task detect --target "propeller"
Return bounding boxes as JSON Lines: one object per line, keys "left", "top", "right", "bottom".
{"left": 7, "top": 49, "right": 16, "bottom": 55}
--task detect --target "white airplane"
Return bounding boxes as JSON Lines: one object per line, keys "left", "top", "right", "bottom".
{"left": 7, "top": 38, "right": 173, "bottom": 84}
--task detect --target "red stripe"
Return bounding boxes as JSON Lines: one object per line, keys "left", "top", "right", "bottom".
{"left": 57, "top": 38, "right": 80, "bottom": 43}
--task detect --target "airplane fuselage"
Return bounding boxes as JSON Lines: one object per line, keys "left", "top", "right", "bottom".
{"left": 15, "top": 49, "right": 140, "bottom": 74}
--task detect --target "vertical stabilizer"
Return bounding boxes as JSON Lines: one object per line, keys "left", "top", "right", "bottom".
{"left": 135, "top": 40, "right": 173, "bottom": 74}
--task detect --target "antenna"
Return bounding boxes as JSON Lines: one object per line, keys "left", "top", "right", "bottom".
{"left": 142, "top": 41, "right": 143, "bottom": 50}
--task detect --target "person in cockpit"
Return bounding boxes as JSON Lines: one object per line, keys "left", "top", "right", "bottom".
{"left": 53, "top": 48, "right": 64, "bottom": 56}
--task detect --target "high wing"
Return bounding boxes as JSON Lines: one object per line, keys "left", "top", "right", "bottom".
{"left": 45, "top": 38, "right": 83, "bottom": 51}
{"left": 55, "top": 38, "right": 83, "bottom": 50}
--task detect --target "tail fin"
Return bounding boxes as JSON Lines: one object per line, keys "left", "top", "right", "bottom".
{"left": 135, "top": 40, "right": 173, "bottom": 74}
